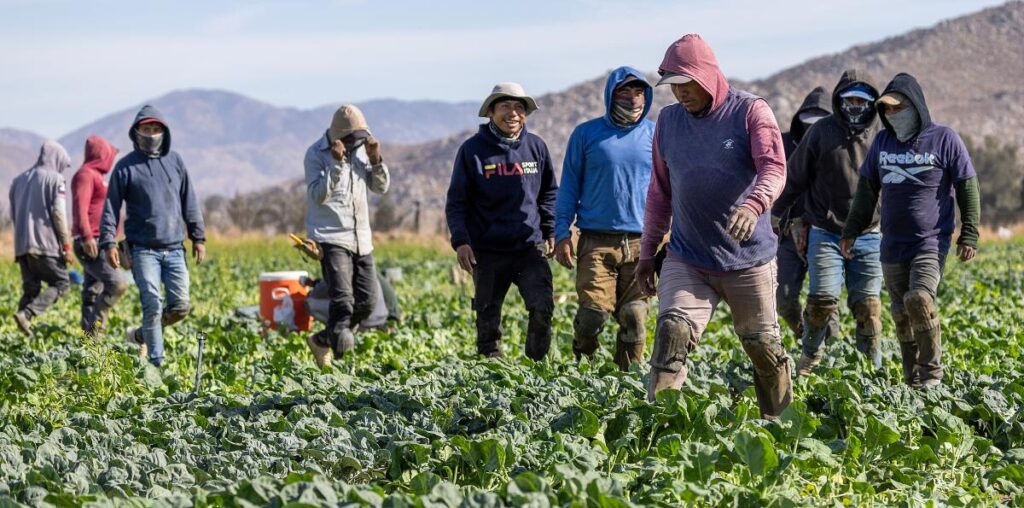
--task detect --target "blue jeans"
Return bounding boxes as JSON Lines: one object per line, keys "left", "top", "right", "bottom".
{"left": 802, "top": 227, "right": 882, "bottom": 358}
{"left": 131, "top": 247, "right": 190, "bottom": 366}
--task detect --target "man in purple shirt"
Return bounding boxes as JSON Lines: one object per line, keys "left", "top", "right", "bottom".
{"left": 841, "top": 73, "right": 980, "bottom": 389}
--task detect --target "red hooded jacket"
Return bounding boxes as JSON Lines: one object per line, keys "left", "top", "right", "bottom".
{"left": 71, "top": 136, "right": 118, "bottom": 240}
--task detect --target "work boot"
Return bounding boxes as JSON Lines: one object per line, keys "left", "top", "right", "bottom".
{"left": 306, "top": 333, "right": 332, "bottom": 368}
{"left": 796, "top": 353, "right": 820, "bottom": 377}
{"left": 919, "top": 378, "right": 941, "bottom": 390}
{"left": 892, "top": 309, "right": 919, "bottom": 386}
{"left": 13, "top": 311, "right": 32, "bottom": 336}
{"left": 853, "top": 297, "right": 883, "bottom": 369}
{"left": 125, "top": 326, "right": 148, "bottom": 359}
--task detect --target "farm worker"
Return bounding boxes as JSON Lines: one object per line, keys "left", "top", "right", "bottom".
{"left": 9, "top": 140, "right": 74, "bottom": 336}
{"left": 635, "top": 34, "right": 792, "bottom": 418}
{"left": 100, "top": 105, "right": 206, "bottom": 367}
{"left": 841, "top": 73, "right": 980, "bottom": 389}
{"left": 72, "top": 135, "right": 128, "bottom": 334}
{"left": 445, "top": 82, "right": 558, "bottom": 360}
{"left": 772, "top": 70, "right": 885, "bottom": 376}
{"left": 302, "top": 105, "right": 390, "bottom": 368}
{"left": 553, "top": 67, "right": 655, "bottom": 370}
{"left": 773, "top": 87, "right": 834, "bottom": 339}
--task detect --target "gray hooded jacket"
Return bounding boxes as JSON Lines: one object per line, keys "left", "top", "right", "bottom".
{"left": 10, "top": 141, "right": 72, "bottom": 257}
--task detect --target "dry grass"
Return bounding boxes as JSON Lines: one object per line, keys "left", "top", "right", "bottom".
{"left": 978, "top": 222, "right": 1024, "bottom": 242}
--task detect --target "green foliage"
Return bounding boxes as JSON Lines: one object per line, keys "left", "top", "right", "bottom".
{"left": 0, "top": 238, "right": 1022, "bottom": 506}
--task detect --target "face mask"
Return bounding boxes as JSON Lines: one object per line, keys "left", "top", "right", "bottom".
{"left": 611, "top": 99, "right": 644, "bottom": 125}
{"left": 887, "top": 107, "right": 921, "bottom": 142}
{"left": 840, "top": 98, "right": 873, "bottom": 127}
{"left": 136, "top": 131, "right": 163, "bottom": 157}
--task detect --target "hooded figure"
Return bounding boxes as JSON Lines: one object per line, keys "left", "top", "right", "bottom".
{"left": 72, "top": 135, "right": 128, "bottom": 333}
{"left": 303, "top": 104, "right": 390, "bottom": 368}
{"left": 100, "top": 104, "right": 206, "bottom": 366}
{"left": 842, "top": 72, "right": 981, "bottom": 389}
{"left": 773, "top": 87, "right": 834, "bottom": 339}
{"left": 637, "top": 34, "right": 791, "bottom": 418}
{"left": 9, "top": 140, "right": 73, "bottom": 335}
{"left": 553, "top": 66, "right": 654, "bottom": 371}
{"left": 771, "top": 70, "right": 885, "bottom": 377}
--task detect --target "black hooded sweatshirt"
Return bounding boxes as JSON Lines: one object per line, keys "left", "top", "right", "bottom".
{"left": 772, "top": 70, "right": 880, "bottom": 234}
{"left": 777, "top": 86, "right": 831, "bottom": 225}
{"left": 99, "top": 105, "right": 205, "bottom": 250}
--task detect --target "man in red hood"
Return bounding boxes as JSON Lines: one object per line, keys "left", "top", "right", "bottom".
{"left": 71, "top": 135, "right": 128, "bottom": 333}
{"left": 636, "top": 34, "right": 791, "bottom": 418}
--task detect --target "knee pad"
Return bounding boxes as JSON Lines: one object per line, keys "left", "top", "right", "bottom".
{"left": 573, "top": 307, "right": 608, "bottom": 339}
{"left": 741, "top": 332, "right": 788, "bottom": 377}
{"left": 650, "top": 314, "right": 693, "bottom": 373}
{"left": 616, "top": 302, "right": 648, "bottom": 345}
{"left": 804, "top": 295, "right": 838, "bottom": 329}
{"left": 852, "top": 296, "right": 882, "bottom": 337}
{"left": 904, "top": 290, "right": 939, "bottom": 332}
{"left": 111, "top": 281, "right": 130, "bottom": 298}
{"left": 162, "top": 306, "right": 190, "bottom": 326}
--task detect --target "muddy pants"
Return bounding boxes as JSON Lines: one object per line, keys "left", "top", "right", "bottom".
{"left": 74, "top": 239, "right": 128, "bottom": 332}
{"left": 473, "top": 246, "right": 553, "bottom": 360}
{"left": 883, "top": 251, "right": 945, "bottom": 386}
{"left": 650, "top": 256, "right": 791, "bottom": 418}
{"left": 573, "top": 231, "right": 648, "bottom": 370}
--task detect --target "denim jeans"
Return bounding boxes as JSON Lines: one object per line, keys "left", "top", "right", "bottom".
{"left": 802, "top": 227, "right": 882, "bottom": 357}
{"left": 131, "top": 247, "right": 190, "bottom": 366}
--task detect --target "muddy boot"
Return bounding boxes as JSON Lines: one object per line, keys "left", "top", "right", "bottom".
{"left": 614, "top": 301, "right": 647, "bottom": 371}
{"left": 306, "top": 333, "right": 332, "bottom": 368}
{"left": 742, "top": 332, "right": 793, "bottom": 419}
{"left": 853, "top": 297, "right": 883, "bottom": 369}
{"left": 892, "top": 309, "right": 919, "bottom": 387}
{"left": 647, "top": 315, "right": 695, "bottom": 401}
{"left": 572, "top": 307, "right": 607, "bottom": 361}
{"left": 905, "top": 290, "right": 943, "bottom": 385}
{"left": 13, "top": 310, "right": 33, "bottom": 336}
{"left": 799, "top": 296, "right": 838, "bottom": 375}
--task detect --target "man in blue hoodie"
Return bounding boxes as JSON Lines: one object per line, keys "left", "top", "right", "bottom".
{"left": 100, "top": 105, "right": 206, "bottom": 367}
{"left": 554, "top": 67, "right": 654, "bottom": 371}
{"left": 445, "top": 82, "right": 558, "bottom": 360}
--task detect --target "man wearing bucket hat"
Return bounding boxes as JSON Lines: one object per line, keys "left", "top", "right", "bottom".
{"left": 303, "top": 104, "right": 390, "bottom": 368}
{"left": 445, "top": 82, "right": 558, "bottom": 360}
{"left": 634, "top": 34, "right": 791, "bottom": 418}
{"left": 554, "top": 67, "right": 654, "bottom": 371}
{"left": 841, "top": 73, "right": 981, "bottom": 389}
{"left": 101, "top": 105, "right": 206, "bottom": 367}
{"left": 772, "top": 70, "right": 884, "bottom": 377}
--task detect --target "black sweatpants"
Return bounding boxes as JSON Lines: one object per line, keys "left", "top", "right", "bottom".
{"left": 472, "top": 246, "right": 554, "bottom": 360}
{"left": 17, "top": 254, "right": 70, "bottom": 319}
{"left": 318, "top": 243, "right": 377, "bottom": 351}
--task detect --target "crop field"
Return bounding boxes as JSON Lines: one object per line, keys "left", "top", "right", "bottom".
{"left": 1, "top": 238, "right": 1023, "bottom": 507}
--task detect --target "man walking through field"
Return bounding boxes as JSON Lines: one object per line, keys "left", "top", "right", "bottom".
{"left": 101, "top": 105, "right": 206, "bottom": 367}
{"left": 554, "top": 67, "right": 654, "bottom": 370}
{"left": 772, "top": 70, "right": 885, "bottom": 375}
{"left": 636, "top": 34, "right": 791, "bottom": 418}
{"left": 72, "top": 135, "right": 128, "bottom": 334}
{"left": 446, "top": 82, "right": 558, "bottom": 361}
{"left": 303, "top": 105, "right": 390, "bottom": 368}
{"left": 9, "top": 140, "right": 74, "bottom": 336}
{"left": 841, "top": 73, "right": 981, "bottom": 389}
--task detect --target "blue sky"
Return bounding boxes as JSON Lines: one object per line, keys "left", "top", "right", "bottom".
{"left": 0, "top": 0, "right": 1007, "bottom": 137}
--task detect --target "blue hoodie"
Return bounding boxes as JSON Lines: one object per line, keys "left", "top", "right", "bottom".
{"left": 99, "top": 105, "right": 205, "bottom": 250}
{"left": 554, "top": 66, "right": 654, "bottom": 243}
{"left": 445, "top": 124, "right": 557, "bottom": 252}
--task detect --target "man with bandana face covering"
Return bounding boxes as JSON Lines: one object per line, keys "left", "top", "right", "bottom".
{"left": 554, "top": 67, "right": 654, "bottom": 371}
{"left": 303, "top": 105, "right": 390, "bottom": 368}
{"left": 841, "top": 73, "right": 981, "bottom": 389}
{"left": 772, "top": 70, "right": 885, "bottom": 377}
{"left": 100, "top": 105, "right": 206, "bottom": 367}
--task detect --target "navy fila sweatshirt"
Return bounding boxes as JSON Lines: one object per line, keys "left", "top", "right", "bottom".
{"left": 445, "top": 124, "right": 557, "bottom": 252}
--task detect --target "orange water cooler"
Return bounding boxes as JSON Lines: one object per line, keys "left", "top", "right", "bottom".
{"left": 259, "top": 271, "right": 313, "bottom": 331}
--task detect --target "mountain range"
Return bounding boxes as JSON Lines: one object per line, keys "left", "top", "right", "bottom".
{"left": 2, "top": 1, "right": 1021, "bottom": 230}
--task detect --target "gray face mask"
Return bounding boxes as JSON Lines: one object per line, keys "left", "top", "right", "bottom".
{"left": 136, "top": 131, "right": 164, "bottom": 157}
{"left": 887, "top": 107, "right": 920, "bottom": 142}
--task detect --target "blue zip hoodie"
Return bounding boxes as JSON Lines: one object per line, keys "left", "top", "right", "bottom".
{"left": 555, "top": 66, "right": 654, "bottom": 243}
{"left": 99, "top": 105, "right": 205, "bottom": 250}
{"left": 445, "top": 124, "right": 557, "bottom": 252}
